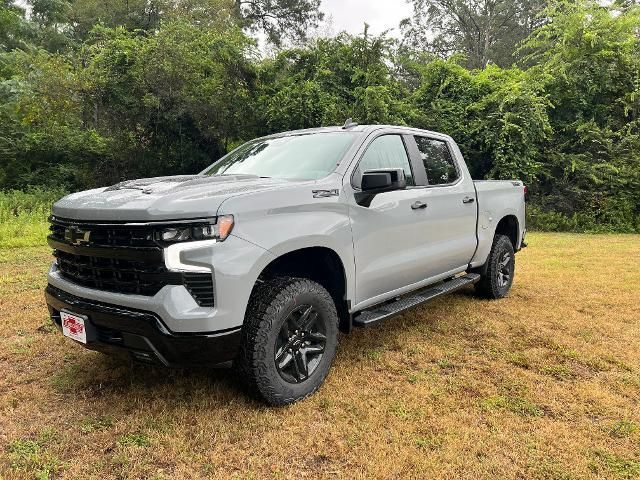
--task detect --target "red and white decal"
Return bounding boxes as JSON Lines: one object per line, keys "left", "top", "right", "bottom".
{"left": 61, "top": 311, "right": 87, "bottom": 344}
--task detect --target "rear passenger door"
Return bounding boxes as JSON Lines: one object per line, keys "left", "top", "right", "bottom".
{"left": 411, "top": 135, "right": 478, "bottom": 278}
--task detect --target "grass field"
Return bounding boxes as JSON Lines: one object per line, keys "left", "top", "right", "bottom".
{"left": 0, "top": 190, "right": 64, "bottom": 249}
{"left": 1, "top": 233, "right": 639, "bottom": 479}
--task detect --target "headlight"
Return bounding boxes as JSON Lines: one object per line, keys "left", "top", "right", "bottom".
{"left": 160, "top": 227, "right": 192, "bottom": 242}
{"left": 191, "top": 224, "right": 216, "bottom": 240}
{"left": 157, "top": 215, "right": 234, "bottom": 243}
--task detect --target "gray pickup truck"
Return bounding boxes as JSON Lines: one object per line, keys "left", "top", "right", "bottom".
{"left": 45, "top": 123, "right": 526, "bottom": 405}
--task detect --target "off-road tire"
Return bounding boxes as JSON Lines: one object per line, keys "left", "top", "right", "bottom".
{"left": 476, "top": 234, "right": 515, "bottom": 299}
{"left": 236, "top": 277, "right": 339, "bottom": 406}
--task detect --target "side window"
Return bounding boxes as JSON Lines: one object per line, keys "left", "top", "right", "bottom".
{"left": 414, "top": 136, "right": 459, "bottom": 185}
{"left": 355, "top": 135, "right": 415, "bottom": 188}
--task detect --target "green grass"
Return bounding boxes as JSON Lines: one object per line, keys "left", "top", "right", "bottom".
{"left": 480, "top": 394, "right": 545, "bottom": 417}
{"left": 609, "top": 420, "right": 638, "bottom": 439}
{"left": 118, "top": 433, "right": 152, "bottom": 448}
{"left": 7, "top": 436, "right": 62, "bottom": 479}
{"left": 80, "top": 416, "right": 114, "bottom": 434}
{"left": 591, "top": 450, "right": 640, "bottom": 479}
{"left": 0, "top": 188, "right": 65, "bottom": 249}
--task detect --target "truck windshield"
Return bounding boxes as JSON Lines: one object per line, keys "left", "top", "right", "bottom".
{"left": 202, "top": 132, "right": 357, "bottom": 181}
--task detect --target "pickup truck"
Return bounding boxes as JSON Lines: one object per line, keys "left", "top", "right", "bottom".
{"left": 45, "top": 123, "right": 526, "bottom": 405}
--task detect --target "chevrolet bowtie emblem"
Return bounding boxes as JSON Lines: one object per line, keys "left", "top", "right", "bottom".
{"left": 64, "top": 226, "right": 91, "bottom": 246}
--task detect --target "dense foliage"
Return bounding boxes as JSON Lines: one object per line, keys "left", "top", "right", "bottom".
{"left": 0, "top": 0, "right": 638, "bottom": 232}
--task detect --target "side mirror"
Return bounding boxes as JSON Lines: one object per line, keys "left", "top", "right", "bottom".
{"left": 361, "top": 168, "right": 407, "bottom": 193}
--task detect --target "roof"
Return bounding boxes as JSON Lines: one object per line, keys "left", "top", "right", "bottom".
{"left": 263, "top": 124, "right": 453, "bottom": 142}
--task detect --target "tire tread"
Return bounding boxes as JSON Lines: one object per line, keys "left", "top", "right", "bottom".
{"left": 236, "top": 276, "right": 338, "bottom": 406}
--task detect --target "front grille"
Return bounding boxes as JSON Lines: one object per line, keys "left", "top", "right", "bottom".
{"left": 53, "top": 248, "right": 176, "bottom": 295}
{"left": 49, "top": 220, "right": 158, "bottom": 248}
{"left": 49, "top": 217, "right": 215, "bottom": 306}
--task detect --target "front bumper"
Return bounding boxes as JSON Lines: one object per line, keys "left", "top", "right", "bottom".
{"left": 47, "top": 233, "right": 276, "bottom": 333}
{"left": 45, "top": 285, "right": 241, "bottom": 367}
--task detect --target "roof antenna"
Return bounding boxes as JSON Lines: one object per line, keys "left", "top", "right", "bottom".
{"left": 342, "top": 118, "right": 358, "bottom": 129}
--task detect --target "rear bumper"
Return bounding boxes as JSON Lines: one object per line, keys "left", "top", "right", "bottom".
{"left": 45, "top": 285, "right": 241, "bottom": 367}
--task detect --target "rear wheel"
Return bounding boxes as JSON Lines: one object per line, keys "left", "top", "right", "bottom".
{"left": 236, "top": 277, "right": 339, "bottom": 406}
{"left": 476, "top": 234, "right": 515, "bottom": 299}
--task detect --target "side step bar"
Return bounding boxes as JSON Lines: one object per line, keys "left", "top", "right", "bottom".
{"left": 352, "top": 273, "right": 481, "bottom": 327}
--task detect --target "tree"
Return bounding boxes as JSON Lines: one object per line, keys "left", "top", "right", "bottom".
{"left": 412, "top": 60, "right": 551, "bottom": 183}
{"left": 0, "top": 1, "right": 32, "bottom": 51}
{"left": 67, "top": 0, "right": 166, "bottom": 40}
{"left": 27, "top": 0, "right": 322, "bottom": 47}
{"left": 0, "top": 49, "right": 107, "bottom": 189}
{"left": 1, "top": 0, "right": 639, "bottom": 233}
{"left": 521, "top": 0, "right": 640, "bottom": 231}
{"left": 28, "top": 0, "right": 75, "bottom": 51}
{"left": 234, "top": 0, "right": 324, "bottom": 45}
{"left": 256, "top": 30, "right": 415, "bottom": 132}
{"left": 401, "top": 0, "right": 547, "bottom": 68}
{"left": 78, "top": 20, "right": 257, "bottom": 184}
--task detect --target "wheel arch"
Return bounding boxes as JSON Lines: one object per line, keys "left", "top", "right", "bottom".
{"left": 254, "top": 245, "right": 352, "bottom": 333}
{"left": 494, "top": 214, "right": 520, "bottom": 250}
{"left": 472, "top": 213, "right": 521, "bottom": 276}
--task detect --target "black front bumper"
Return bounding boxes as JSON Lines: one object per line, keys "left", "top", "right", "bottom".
{"left": 45, "top": 285, "right": 241, "bottom": 367}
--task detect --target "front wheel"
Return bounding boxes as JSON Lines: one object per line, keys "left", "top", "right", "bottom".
{"left": 475, "top": 234, "right": 515, "bottom": 299}
{"left": 236, "top": 277, "right": 339, "bottom": 406}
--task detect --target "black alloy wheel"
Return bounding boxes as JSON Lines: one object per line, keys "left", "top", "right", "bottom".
{"left": 496, "top": 251, "right": 512, "bottom": 289}
{"left": 275, "top": 305, "right": 327, "bottom": 384}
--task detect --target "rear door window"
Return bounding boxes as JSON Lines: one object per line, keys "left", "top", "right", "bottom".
{"left": 414, "top": 137, "right": 459, "bottom": 185}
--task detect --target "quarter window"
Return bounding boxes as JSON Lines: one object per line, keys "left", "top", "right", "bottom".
{"left": 355, "top": 135, "right": 415, "bottom": 188}
{"left": 414, "top": 137, "right": 459, "bottom": 185}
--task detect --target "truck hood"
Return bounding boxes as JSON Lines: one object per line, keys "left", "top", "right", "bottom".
{"left": 52, "top": 174, "right": 295, "bottom": 222}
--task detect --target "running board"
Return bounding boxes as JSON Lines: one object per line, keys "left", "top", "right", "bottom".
{"left": 352, "top": 273, "right": 481, "bottom": 327}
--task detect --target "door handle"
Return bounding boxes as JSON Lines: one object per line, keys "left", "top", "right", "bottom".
{"left": 411, "top": 201, "right": 427, "bottom": 210}
{"left": 462, "top": 196, "right": 475, "bottom": 204}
